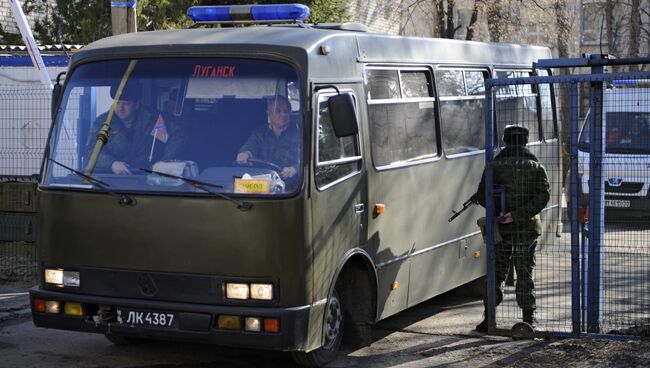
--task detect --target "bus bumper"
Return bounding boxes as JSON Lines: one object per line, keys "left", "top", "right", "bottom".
{"left": 29, "top": 287, "right": 311, "bottom": 351}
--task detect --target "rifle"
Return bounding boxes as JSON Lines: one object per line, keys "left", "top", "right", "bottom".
{"left": 448, "top": 193, "right": 478, "bottom": 222}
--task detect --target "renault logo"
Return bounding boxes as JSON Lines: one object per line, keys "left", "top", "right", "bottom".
{"left": 608, "top": 178, "right": 623, "bottom": 187}
{"left": 137, "top": 273, "right": 157, "bottom": 296}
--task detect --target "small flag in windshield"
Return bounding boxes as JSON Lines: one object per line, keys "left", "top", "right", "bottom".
{"left": 151, "top": 114, "right": 169, "bottom": 143}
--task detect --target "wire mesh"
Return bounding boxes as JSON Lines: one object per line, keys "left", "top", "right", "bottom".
{"left": 0, "top": 84, "right": 49, "bottom": 282}
{"left": 487, "top": 71, "right": 650, "bottom": 337}
{"left": 587, "top": 83, "right": 650, "bottom": 334}
{"left": 0, "top": 84, "right": 51, "bottom": 176}
{"left": 489, "top": 74, "right": 570, "bottom": 333}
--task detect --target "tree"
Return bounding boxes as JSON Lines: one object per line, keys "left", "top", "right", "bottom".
{"left": 24, "top": 0, "right": 348, "bottom": 44}
{"left": 0, "top": 0, "right": 41, "bottom": 44}
{"left": 402, "top": 0, "right": 482, "bottom": 40}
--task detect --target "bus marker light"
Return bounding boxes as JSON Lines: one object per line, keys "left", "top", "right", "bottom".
{"left": 45, "top": 301, "right": 61, "bottom": 314}
{"left": 33, "top": 298, "right": 46, "bottom": 313}
{"left": 218, "top": 315, "right": 241, "bottom": 330}
{"left": 64, "top": 302, "right": 83, "bottom": 316}
{"left": 250, "top": 284, "right": 273, "bottom": 300}
{"left": 226, "top": 283, "right": 250, "bottom": 300}
{"left": 245, "top": 317, "right": 262, "bottom": 332}
{"left": 374, "top": 204, "right": 386, "bottom": 216}
{"left": 263, "top": 318, "right": 280, "bottom": 333}
{"left": 474, "top": 251, "right": 481, "bottom": 258}
{"left": 391, "top": 282, "right": 399, "bottom": 290}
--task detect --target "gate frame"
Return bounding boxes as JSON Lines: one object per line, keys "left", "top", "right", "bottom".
{"left": 483, "top": 54, "right": 650, "bottom": 339}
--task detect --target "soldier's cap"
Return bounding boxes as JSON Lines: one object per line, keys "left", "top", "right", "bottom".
{"left": 110, "top": 81, "right": 142, "bottom": 102}
{"left": 503, "top": 124, "right": 529, "bottom": 145}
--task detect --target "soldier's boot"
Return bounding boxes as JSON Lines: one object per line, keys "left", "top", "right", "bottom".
{"left": 522, "top": 309, "right": 537, "bottom": 330}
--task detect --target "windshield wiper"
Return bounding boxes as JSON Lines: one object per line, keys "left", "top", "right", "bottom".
{"left": 139, "top": 168, "right": 253, "bottom": 211}
{"left": 48, "top": 159, "right": 134, "bottom": 206}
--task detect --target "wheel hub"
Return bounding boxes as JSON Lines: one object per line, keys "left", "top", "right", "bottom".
{"left": 324, "top": 296, "right": 342, "bottom": 345}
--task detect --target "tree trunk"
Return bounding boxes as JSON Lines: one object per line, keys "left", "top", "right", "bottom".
{"left": 629, "top": 0, "right": 641, "bottom": 71}
{"left": 433, "top": 0, "right": 445, "bottom": 38}
{"left": 555, "top": 0, "right": 571, "bottom": 185}
{"left": 487, "top": 1, "right": 502, "bottom": 42}
{"left": 465, "top": 0, "right": 480, "bottom": 41}
{"left": 606, "top": 0, "right": 616, "bottom": 56}
{"left": 446, "top": 0, "right": 456, "bottom": 38}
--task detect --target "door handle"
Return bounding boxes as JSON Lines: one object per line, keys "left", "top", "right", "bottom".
{"left": 354, "top": 203, "right": 365, "bottom": 214}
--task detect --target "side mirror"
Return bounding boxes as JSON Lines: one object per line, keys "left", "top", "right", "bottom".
{"left": 328, "top": 92, "right": 359, "bottom": 138}
{"left": 51, "top": 72, "right": 66, "bottom": 121}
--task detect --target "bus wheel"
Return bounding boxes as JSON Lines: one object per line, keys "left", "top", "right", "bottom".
{"left": 291, "top": 290, "right": 344, "bottom": 367}
{"left": 104, "top": 333, "right": 148, "bottom": 345}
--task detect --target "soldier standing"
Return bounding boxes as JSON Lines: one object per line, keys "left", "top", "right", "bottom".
{"left": 475, "top": 125, "right": 550, "bottom": 332}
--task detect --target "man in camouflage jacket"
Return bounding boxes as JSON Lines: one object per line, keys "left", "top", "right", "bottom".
{"left": 86, "top": 85, "right": 186, "bottom": 175}
{"left": 475, "top": 125, "right": 550, "bottom": 332}
{"left": 236, "top": 96, "right": 300, "bottom": 181}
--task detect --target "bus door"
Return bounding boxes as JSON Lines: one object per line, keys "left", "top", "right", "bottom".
{"left": 310, "top": 85, "right": 367, "bottom": 301}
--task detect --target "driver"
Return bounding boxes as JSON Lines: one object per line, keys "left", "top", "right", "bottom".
{"left": 235, "top": 96, "right": 300, "bottom": 180}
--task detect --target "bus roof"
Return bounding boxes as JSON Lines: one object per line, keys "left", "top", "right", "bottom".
{"left": 72, "top": 25, "right": 551, "bottom": 72}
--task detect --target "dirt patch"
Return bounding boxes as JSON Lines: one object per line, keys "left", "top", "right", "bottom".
{"left": 0, "top": 241, "right": 38, "bottom": 284}
{"left": 513, "top": 338, "right": 650, "bottom": 367}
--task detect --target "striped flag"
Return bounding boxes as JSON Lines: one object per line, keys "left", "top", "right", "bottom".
{"left": 150, "top": 114, "right": 169, "bottom": 143}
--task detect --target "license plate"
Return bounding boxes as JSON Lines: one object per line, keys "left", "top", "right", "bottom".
{"left": 116, "top": 308, "right": 177, "bottom": 328}
{"left": 605, "top": 199, "right": 631, "bottom": 208}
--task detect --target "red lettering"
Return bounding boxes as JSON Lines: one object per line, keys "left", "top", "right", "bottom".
{"left": 191, "top": 65, "right": 237, "bottom": 78}
{"left": 192, "top": 65, "right": 201, "bottom": 77}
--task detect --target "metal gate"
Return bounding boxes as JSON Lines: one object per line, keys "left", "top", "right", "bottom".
{"left": 483, "top": 55, "right": 650, "bottom": 338}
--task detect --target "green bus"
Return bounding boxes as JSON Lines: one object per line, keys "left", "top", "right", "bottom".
{"left": 30, "top": 4, "right": 561, "bottom": 366}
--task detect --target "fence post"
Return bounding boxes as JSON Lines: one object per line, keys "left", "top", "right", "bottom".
{"left": 587, "top": 57, "right": 605, "bottom": 333}
{"left": 569, "top": 82, "right": 581, "bottom": 336}
{"left": 484, "top": 83, "right": 496, "bottom": 333}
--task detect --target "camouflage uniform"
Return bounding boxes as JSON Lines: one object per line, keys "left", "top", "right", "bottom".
{"left": 239, "top": 124, "right": 300, "bottom": 170}
{"left": 476, "top": 140, "right": 550, "bottom": 322}
{"left": 86, "top": 107, "right": 187, "bottom": 172}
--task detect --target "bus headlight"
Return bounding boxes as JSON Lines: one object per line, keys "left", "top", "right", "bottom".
{"left": 45, "top": 268, "right": 80, "bottom": 287}
{"left": 250, "top": 284, "right": 273, "bottom": 300}
{"left": 226, "top": 283, "right": 250, "bottom": 300}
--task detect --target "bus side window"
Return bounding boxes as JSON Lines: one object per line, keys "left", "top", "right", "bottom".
{"left": 537, "top": 69, "right": 557, "bottom": 140}
{"left": 494, "top": 70, "right": 541, "bottom": 145}
{"left": 367, "top": 68, "right": 437, "bottom": 167}
{"left": 436, "top": 68, "right": 486, "bottom": 155}
{"left": 315, "top": 92, "right": 361, "bottom": 188}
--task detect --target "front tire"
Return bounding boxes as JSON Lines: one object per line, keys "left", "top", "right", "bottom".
{"left": 292, "top": 290, "right": 344, "bottom": 367}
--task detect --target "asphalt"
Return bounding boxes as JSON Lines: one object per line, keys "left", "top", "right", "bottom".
{"left": 0, "top": 286, "right": 32, "bottom": 323}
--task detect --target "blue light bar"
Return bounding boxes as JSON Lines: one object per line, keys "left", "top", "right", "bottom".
{"left": 187, "top": 4, "right": 310, "bottom": 24}
{"left": 611, "top": 80, "right": 638, "bottom": 86}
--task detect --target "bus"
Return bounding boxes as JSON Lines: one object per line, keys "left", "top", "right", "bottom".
{"left": 30, "top": 4, "right": 561, "bottom": 366}
{"left": 577, "top": 81, "right": 650, "bottom": 220}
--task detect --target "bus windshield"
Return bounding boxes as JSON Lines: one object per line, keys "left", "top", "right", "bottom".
{"left": 579, "top": 111, "right": 650, "bottom": 154}
{"left": 43, "top": 58, "right": 303, "bottom": 196}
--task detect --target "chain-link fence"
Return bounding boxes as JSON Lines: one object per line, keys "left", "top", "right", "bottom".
{"left": 484, "top": 57, "right": 650, "bottom": 339}
{"left": 0, "top": 84, "right": 51, "bottom": 282}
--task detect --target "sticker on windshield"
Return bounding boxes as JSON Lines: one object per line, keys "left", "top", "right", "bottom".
{"left": 192, "top": 65, "right": 236, "bottom": 78}
{"left": 234, "top": 178, "right": 270, "bottom": 194}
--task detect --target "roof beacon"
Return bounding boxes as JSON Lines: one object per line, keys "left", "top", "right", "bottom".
{"left": 187, "top": 4, "right": 310, "bottom": 24}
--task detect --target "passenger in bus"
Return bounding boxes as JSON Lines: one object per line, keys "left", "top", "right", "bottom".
{"left": 235, "top": 96, "right": 300, "bottom": 180}
{"left": 86, "top": 83, "right": 187, "bottom": 175}
{"left": 475, "top": 125, "right": 550, "bottom": 333}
